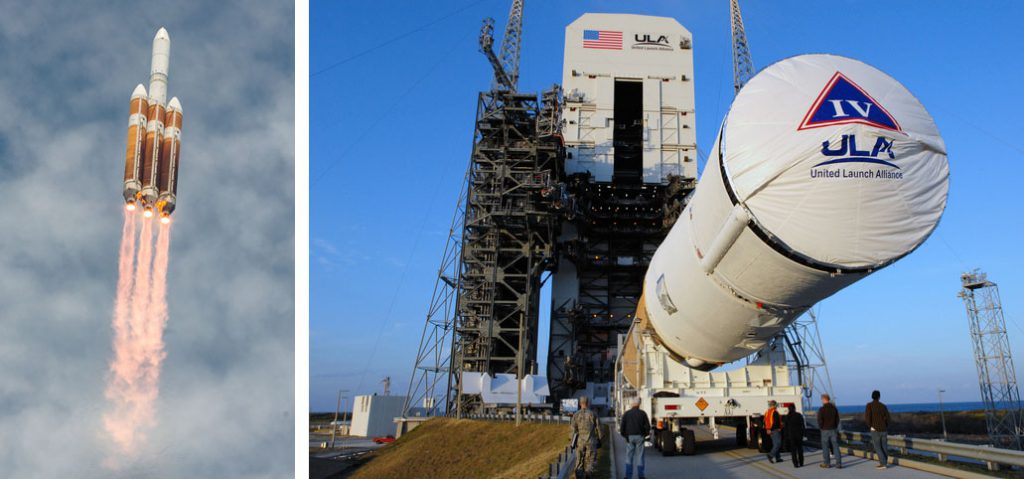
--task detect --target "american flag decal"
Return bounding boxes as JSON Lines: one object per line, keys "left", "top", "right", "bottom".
{"left": 583, "top": 30, "right": 622, "bottom": 50}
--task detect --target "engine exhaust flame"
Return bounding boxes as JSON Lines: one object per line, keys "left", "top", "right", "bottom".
{"left": 104, "top": 213, "right": 173, "bottom": 462}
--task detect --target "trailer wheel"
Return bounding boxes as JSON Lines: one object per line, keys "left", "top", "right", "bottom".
{"left": 682, "top": 428, "right": 696, "bottom": 455}
{"left": 757, "top": 428, "right": 771, "bottom": 453}
{"left": 745, "top": 426, "right": 759, "bottom": 449}
{"left": 660, "top": 428, "right": 676, "bottom": 456}
{"left": 736, "top": 423, "right": 747, "bottom": 447}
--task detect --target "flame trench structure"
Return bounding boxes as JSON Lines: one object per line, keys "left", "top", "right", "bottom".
{"left": 103, "top": 211, "right": 172, "bottom": 458}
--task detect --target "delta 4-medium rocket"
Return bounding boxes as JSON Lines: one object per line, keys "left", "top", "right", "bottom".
{"left": 123, "top": 27, "right": 182, "bottom": 222}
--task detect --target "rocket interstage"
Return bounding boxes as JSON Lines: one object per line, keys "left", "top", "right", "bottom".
{"left": 634, "top": 54, "right": 949, "bottom": 372}
{"left": 122, "top": 26, "right": 181, "bottom": 219}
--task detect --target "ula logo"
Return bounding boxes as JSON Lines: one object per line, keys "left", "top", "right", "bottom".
{"left": 815, "top": 134, "right": 897, "bottom": 169}
{"left": 798, "top": 72, "right": 902, "bottom": 132}
{"left": 634, "top": 34, "right": 669, "bottom": 46}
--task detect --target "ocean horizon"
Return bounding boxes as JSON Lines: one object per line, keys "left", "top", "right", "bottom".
{"left": 836, "top": 401, "right": 987, "bottom": 414}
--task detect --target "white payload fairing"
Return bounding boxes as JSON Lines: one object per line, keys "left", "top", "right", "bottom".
{"left": 123, "top": 27, "right": 182, "bottom": 221}
{"left": 634, "top": 54, "right": 949, "bottom": 371}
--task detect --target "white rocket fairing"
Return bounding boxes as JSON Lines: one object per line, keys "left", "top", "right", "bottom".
{"left": 123, "top": 27, "right": 181, "bottom": 219}
{"left": 635, "top": 54, "right": 949, "bottom": 370}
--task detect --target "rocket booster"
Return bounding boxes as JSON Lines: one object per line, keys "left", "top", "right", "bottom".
{"left": 122, "top": 85, "right": 148, "bottom": 206}
{"left": 157, "top": 97, "right": 182, "bottom": 218}
{"left": 122, "top": 27, "right": 182, "bottom": 219}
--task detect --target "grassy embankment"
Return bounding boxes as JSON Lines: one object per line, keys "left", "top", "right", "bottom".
{"left": 350, "top": 418, "right": 611, "bottom": 479}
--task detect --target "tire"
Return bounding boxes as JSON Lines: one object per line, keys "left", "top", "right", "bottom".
{"left": 757, "top": 429, "right": 771, "bottom": 453}
{"left": 747, "top": 426, "right": 761, "bottom": 450}
{"left": 736, "top": 423, "right": 748, "bottom": 447}
{"left": 660, "top": 428, "right": 676, "bottom": 456}
{"left": 682, "top": 428, "right": 696, "bottom": 455}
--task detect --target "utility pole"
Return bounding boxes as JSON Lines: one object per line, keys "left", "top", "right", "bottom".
{"left": 330, "top": 388, "right": 349, "bottom": 449}
{"left": 938, "top": 389, "right": 948, "bottom": 440}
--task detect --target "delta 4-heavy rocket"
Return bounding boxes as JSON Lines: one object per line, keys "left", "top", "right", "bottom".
{"left": 123, "top": 27, "right": 182, "bottom": 222}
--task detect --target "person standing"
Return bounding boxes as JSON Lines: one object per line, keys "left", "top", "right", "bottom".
{"left": 764, "top": 400, "right": 783, "bottom": 463}
{"left": 570, "top": 396, "right": 602, "bottom": 479}
{"left": 620, "top": 397, "right": 650, "bottom": 479}
{"left": 783, "top": 404, "right": 805, "bottom": 468}
{"left": 865, "top": 390, "right": 892, "bottom": 470}
{"left": 818, "top": 393, "right": 842, "bottom": 469}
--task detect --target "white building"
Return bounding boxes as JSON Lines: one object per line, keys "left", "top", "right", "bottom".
{"left": 350, "top": 395, "right": 407, "bottom": 438}
{"left": 561, "top": 13, "right": 698, "bottom": 183}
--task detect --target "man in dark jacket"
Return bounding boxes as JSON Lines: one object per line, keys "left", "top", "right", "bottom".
{"left": 817, "top": 393, "right": 842, "bottom": 469}
{"left": 620, "top": 397, "right": 650, "bottom": 479}
{"left": 783, "top": 404, "right": 805, "bottom": 467}
{"left": 764, "top": 400, "right": 783, "bottom": 463}
{"left": 865, "top": 390, "right": 892, "bottom": 469}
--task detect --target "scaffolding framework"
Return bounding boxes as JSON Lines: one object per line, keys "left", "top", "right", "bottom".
{"left": 448, "top": 87, "right": 564, "bottom": 416}
{"left": 960, "top": 270, "right": 1024, "bottom": 450}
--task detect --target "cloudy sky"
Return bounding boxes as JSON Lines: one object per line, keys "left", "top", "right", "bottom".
{"left": 0, "top": 1, "right": 294, "bottom": 477}
{"left": 312, "top": 0, "right": 1024, "bottom": 411}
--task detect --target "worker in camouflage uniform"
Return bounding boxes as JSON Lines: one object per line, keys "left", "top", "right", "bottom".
{"left": 570, "top": 396, "right": 602, "bottom": 479}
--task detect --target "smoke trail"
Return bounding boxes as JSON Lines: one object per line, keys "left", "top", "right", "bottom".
{"left": 144, "top": 223, "right": 171, "bottom": 388}
{"left": 104, "top": 215, "right": 157, "bottom": 456}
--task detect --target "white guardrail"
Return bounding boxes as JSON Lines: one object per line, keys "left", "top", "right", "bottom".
{"left": 808, "top": 428, "right": 1024, "bottom": 471}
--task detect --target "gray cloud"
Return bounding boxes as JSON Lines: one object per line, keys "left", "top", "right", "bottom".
{"left": 0, "top": 0, "right": 294, "bottom": 477}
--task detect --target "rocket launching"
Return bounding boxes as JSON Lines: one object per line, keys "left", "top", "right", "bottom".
{"left": 123, "top": 27, "right": 182, "bottom": 222}
{"left": 105, "top": 27, "right": 180, "bottom": 460}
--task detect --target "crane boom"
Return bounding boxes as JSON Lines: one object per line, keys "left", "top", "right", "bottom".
{"left": 479, "top": 0, "right": 524, "bottom": 92}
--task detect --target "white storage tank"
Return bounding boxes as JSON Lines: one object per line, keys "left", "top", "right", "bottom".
{"left": 642, "top": 54, "right": 949, "bottom": 369}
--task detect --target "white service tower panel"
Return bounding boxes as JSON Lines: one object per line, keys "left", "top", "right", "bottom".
{"left": 562, "top": 14, "right": 697, "bottom": 184}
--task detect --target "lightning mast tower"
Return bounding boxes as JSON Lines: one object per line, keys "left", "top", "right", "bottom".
{"left": 960, "top": 270, "right": 1024, "bottom": 450}
{"left": 729, "top": 0, "right": 755, "bottom": 93}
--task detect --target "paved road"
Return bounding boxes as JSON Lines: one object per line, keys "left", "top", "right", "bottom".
{"left": 611, "top": 426, "right": 949, "bottom": 479}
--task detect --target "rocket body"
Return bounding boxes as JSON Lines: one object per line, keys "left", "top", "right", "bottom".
{"left": 157, "top": 97, "right": 182, "bottom": 217}
{"left": 122, "top": 85, "right": 148, "bottom": 204}
{"left": 635, "top": 54, "right": 949, "bottom": 370}
{"left": 122, "top": 27, "right": 181, "bottom": 217}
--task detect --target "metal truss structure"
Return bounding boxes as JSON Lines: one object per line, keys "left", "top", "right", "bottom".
{"left": 450, "top": 87, "right": 564, "bottom": 416}
{"left": 960, "top": 270, "right": 1024, "bottom": 450}
{"left": 729, "top": 0, "right": 755, "bottom": 93}
{"left": 400, "top": 169, "right": 467, "bottom": 418}
{"left": 781, "top": 309, "right": 835, "bottom": 411}
{"left": 546, "top": 176, "right": 691, "bottom": 403}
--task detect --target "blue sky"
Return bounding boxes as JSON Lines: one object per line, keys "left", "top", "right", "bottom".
{"left": 311, "top": 0, "right": 1024, "bottom": 411}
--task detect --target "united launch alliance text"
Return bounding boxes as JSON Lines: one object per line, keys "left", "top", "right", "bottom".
{"left": 810, "top": 168, "right": 904, "bottom": 180}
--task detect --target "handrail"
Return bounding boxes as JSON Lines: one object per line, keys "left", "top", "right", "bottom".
{"left": 807, "top": 428, "right": 1024, "bottom": 471}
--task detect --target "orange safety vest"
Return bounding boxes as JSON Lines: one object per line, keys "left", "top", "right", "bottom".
{"left": 764, "top": 407, "right": 777, "bottom": 430}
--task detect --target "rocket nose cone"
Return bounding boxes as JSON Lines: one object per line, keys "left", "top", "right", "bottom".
{"left": 155, "top": 27, "right": 169, "bottom": 41}
{"left": 168, "top": 96, "right": 182, "bottom": 112}
{"left": 132, "top": 84, "right": 147, "bottom": 98}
